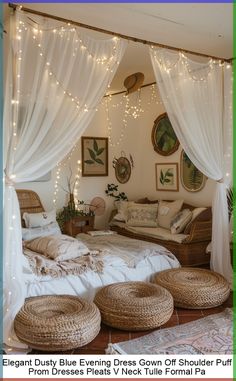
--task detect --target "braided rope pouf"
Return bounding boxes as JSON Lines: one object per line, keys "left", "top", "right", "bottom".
{"left": 94, "top": 281, "right": 173, "bottom": 331}
{"left": 154, "top": 268, "right": 230, "bottom": 309}
{"left": 14, "top": 295, "right": 101, "bottom": 351}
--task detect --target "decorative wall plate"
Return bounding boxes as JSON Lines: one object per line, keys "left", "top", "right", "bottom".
{"left": 89, "top": 197, "right": 106, "bottom": 216}
{"left": 114, "top": 156, "right": 131, "bottom": 184}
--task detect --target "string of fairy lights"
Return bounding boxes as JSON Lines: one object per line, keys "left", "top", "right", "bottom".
{"left": 150, "top": 48, "right": 232, "bottom": 81}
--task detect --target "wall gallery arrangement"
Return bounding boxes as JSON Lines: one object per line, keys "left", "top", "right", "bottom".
{"left": 153, "top": 114, "right": 206, "bottom": 193}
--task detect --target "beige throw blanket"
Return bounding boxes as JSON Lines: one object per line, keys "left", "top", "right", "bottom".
{"left": 24, "top": 249, "right": 104, "bottom": 278}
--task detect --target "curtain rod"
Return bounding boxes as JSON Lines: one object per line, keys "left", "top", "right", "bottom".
{"left": 9, "top": 3, "right": 232, "bottom": 63}
{"left": 105, "top": 81, "right": 156, "bottom": 97}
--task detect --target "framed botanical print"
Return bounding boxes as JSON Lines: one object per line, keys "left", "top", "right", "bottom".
{"left": 155, "top": 163, "right": 179, "bottom": 192}
{"left": 152, "top": 113, "right": 179, "bottom": 156}
{"left": 180, "top": 150, "right": 206, "bottom": 192}
{"left": 82, "top": 137, "right": 108, "bottom": 176}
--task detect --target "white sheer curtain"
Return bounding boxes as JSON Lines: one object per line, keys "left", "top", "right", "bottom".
{"left": 4, "top": 9, "right": 127, "bottom": 347}
{"left": 150, "top": 47, "right": 232, "bottom": 284}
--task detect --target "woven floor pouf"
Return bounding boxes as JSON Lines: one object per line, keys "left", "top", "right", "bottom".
{"left": 94, "top": 281, "right": 173, "bottom": 331}
{"left": 154, "top": 268, "right": 230, "bottom": 309}
{"left": 14, "top": 295, "right": 101, "bottom": 351}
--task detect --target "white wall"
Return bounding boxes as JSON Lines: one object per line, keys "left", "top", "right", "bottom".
{"left": 17, "top": 86, "right": 215, "bottom": 228}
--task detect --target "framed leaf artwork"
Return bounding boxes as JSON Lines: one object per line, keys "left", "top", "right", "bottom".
{"left": 180, "top": 150, "right": 206, "bottom": 192}
{"left": 81, "top": 137, "right": 108, "bottom": 176}
{"left": 155, "top": 163, "right": 179, "bottom": 191}
{"left": 152, "top": 113, "right": 179, "bottom": 156}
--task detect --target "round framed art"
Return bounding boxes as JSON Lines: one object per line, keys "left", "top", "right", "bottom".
{"left": 114, "top": 157, "right": 131, "bottom": 184}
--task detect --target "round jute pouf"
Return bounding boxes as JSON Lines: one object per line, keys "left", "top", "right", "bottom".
{"left": 154, "top": 268, "right": 230, "bottom": 309}
{"left": 94, "top": 281, "right": 173, "bottom": 331}
{"left": 14, "top": 295, "right": 101, "bottom": 351}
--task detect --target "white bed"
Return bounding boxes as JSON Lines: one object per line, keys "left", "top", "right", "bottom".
{"left": 17, "top": 189, "right": 180, "bottom": 303}
{"left": 23, "top": 232, "right": 180, "bottom": 301}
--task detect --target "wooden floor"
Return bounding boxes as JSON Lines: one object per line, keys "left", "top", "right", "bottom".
{"left": 30, "top": 293, "right": 232, "bottom": 355}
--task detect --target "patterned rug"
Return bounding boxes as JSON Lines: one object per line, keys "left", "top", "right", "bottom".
{"left": 107, "top": 309, "right": 232, "bottom": 355}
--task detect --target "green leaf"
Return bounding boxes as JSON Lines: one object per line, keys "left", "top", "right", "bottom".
{"left": 96, "top": 147, "right": 105, "bottom": 156}
{"left": 164, "top": 178, "right": 171, "bottom": 183}
{"left": 84, "top": 159, "right": 94, "bottom": 164}
{"left": 93, "top": 139, "right": 98, "bottom": 152}
{"left": 160, "top": 170, "right": 164, "bottom": 181}
{"left": 94, "top": 158, "right": 104, "bottom": 165}
{"left": 88, "top": 148, "right": 96, "bottom": 160}
{"left": 166, "top": 170, "right": 173, "bottom": 177}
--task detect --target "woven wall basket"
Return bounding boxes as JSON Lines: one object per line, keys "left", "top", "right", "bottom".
{"left": 14, "top": 295, "right": 101, "bottom": 351}
{"left": 94, "top": 281, "right": 173, "bottom": 331}
{"left": 154, "top": 268, "right": 230, "bottom": 309}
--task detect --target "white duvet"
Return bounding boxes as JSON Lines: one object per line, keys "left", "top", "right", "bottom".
{"left": 23, "top": 233, "right": 180, "bottom": 301}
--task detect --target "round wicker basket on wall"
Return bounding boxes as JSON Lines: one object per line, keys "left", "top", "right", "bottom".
{"left": 94, "top": 281, "right": 174, "bottom": 331}
{"left": 14, "top": 295, "right": 101, "bottom": 351}
{"left": 154, "top": 268, "right": 230, "bottom": 309}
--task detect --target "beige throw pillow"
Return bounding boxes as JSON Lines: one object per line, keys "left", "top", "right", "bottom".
{"left": 170, "top": 209, "right": 192, "bottom": 234}
{"left": 113, "top": 200, "right": 135, "bottom": 222}
{"left": 126, "top": 204, "right": 158, "bottom": 227}
{"left": 157, "top": 200, "right": 184, "bottom": 229}
{"left": 24, "top": 234, "right": 89, "bottom": 261}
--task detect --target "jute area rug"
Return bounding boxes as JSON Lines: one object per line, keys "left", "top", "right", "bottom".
{"left": 107, "top": 309, "right": 232, "bottom": 355}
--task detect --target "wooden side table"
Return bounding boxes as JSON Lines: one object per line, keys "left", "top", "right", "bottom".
{"left": 63, "top": 215, "right": 95, "bottom": 237}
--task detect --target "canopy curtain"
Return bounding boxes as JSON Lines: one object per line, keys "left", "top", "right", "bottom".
{"left": 150, "top": 47, "right": 232, "bottom": 284}
{"left": 4, "top": 9, "right": 127, "bottom": 348}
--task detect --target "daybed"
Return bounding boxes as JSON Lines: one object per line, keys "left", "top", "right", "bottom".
{"left": 109, "top": 198, "right": 212, "bottom": 267}
{"left": 16, "top": 190, "right": 180, "bottom": 302}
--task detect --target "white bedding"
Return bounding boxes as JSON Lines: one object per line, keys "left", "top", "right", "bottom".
{"left": 23, "top": 233, "right": 180, "bottom": 301}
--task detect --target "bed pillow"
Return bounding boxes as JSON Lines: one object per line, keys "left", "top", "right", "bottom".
{"left": 126, "top": 204, "right": 158, "bottom": 227}
{"left": 23, "top": 210, "right": 56, "bottom": 228}
{"left": 170, "top": 209, "right": 192, "bottom": 234}
{"left": 113, "top": 200, "right": 135, "bottom": 222}
{"left": 24, "top": 234, "right": 89, "bottom": 262}
{"left": 184, "top": 207, "right": 211, "bottom": 234}
{"left": 157, "top": 200, "right": 184, "bottom": 230}
{"left": 22, "top": 221, "right": 61, "bottom": 241}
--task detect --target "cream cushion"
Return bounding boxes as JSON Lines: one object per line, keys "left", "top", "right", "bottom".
{"left": 126, "top": 204, "right": 158, "bottom": 227}
{"left": 158, "top": 200, "right": 184, "bottom": 229}
{"left": 113, "top": 200, "right": 135, "bottom": 222}
{"left": 24, "top": 234, "right": 89, "bottom": 261}
{"left": 170, "top": 209, "right": 192, "bottom": 234}
{"left": 23, "top": 210, "right": 56, "bottom": 228}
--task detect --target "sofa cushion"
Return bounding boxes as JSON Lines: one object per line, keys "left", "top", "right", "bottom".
{"left": 158, "top": 200, "right": 184, "bottom": 229}
{"left": 170, "top": 209, "right": 192, "bottom": 234}
{"left": 126, "top": 204, "right": 158, "bottom": 227}
{"left": 113, "top": 200, "right": 135, "bottom": 222}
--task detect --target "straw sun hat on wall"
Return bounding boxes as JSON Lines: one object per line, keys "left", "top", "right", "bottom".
{"left": 124, "top": 72, "right": 145, "bottom": 94}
